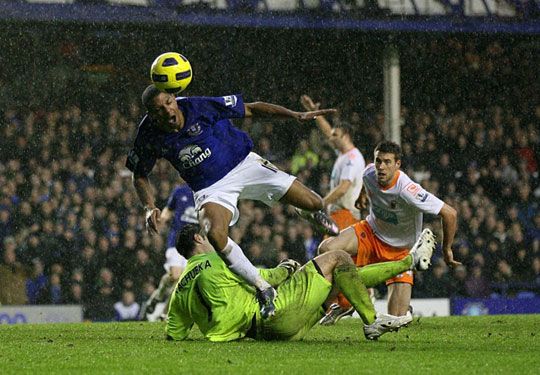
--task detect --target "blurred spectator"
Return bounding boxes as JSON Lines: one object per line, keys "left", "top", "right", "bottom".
{"left": 465, "top": 266, "right": 491, "bottom": 297}
{"left": 290, "top": 140, "right": 319, "bottom": 175}
{"left": 283, "top": 225, "right": 307, "bottom": 263}
{"left": 418, "top": 261, "right": 450, "bottom": 298}
{"left": 247, "top": 242, "right": 276, "bottom": 269}
{"left": 86, "top": 268, "right": 117, "bottom": 321}
{"left": 47, "top": 273, "right": 64, "bottom": 304}
{"left": 26, "top": 258, "right": 48, "bottom": 304}
{"left": 114, "top": 290, "right": 140, "bottom": 321}
{"left": 65, "top": 283, "right": 84, "bottom": 305}
{"left": 449, "top": 265, "right": 468, "bottom": 297}
{"left": 0, "top": 208, "right": 12, "bottom": 243}
{"left": 0, "top": 241, "right": 28, "bottom": 305}
{"left": 302, "top": 225, "right": 319, "bottom": 261}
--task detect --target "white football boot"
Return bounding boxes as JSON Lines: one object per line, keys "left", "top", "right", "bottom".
{"left": 363, "top": 313, "right": 403, "bottom": 340}
{"left": 409, "top": 228, "right": 436, "bottom": 271}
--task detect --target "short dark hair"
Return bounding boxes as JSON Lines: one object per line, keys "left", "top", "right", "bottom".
{"left": 175, "top": 223, "right": 201, "bottom": 258}
{"left": 374, "top": 140, "right": 402, "bottom": 160}
{"left": 334, "top": 122, "right": 354, "bottom": 139}
{"left": 141, "top": 84, "right": 166, "bottom": 111}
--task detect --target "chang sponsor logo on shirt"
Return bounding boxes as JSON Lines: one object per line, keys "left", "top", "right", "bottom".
{"left": 372, "top": 204, "right": 399, "bottom": 225}
{"left": 178, "top": 144, "right": 212, "bottom": 168}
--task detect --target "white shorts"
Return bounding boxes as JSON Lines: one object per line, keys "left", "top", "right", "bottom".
{"left": 194, "top": 152, "right": 296, "bottom": 225}
{"left": 164, "top": 247, "right": 188, "bottom": 273}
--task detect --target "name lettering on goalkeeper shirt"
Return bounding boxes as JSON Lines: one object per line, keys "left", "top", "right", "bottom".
{"left": 177, "top": 260, "right": 212, "bottom": 291}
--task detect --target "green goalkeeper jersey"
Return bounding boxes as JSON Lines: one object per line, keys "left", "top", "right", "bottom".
{"left": 166, "top": 251, "right": 286, "bottom": 342}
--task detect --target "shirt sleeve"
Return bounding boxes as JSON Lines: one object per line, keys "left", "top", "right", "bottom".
{"left": 166, "top": 189, "right": 178, "bottom": 210}
{"left": 400, "top": 182, "right": 444, "bottom": 215}
{"left": 203, "top": 94, "right": 245, "bottom": 120}
{"left": 125, "top": 137, "right": 158, "bottom": 177}
{"left": 340, "top": 154, "right": 366, "bottom": 182}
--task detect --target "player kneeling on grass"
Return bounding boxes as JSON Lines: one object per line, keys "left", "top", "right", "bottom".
{"left": 166, "top": 223, "right": 435, "bottom": 342}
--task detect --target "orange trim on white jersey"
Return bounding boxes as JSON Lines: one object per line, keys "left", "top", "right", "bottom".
{"left": 379, "top": 170, "right": 401, "bottom": 191}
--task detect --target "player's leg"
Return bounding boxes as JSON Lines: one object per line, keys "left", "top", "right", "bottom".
{"left": 357, "top": 256, "right": 413, "bottom": 287}
{"left": 317, "top": 227, "right": 359, "bottom": 324}
{"left": 315, "top": 250, "right": 404, "bottom": 340}
{"left": 280, "top": 180, "right": 339, "bottom": 236}
{"left": 258, "top": 260, "right": 332, "bottom": 341}
{"left": 318, "top": 226, "right": 358, "bottom": 256}
{"left": 314, "top": 250, "right": 376, "bottom": 325}
{"left": 237, "top": 153, "right": 337, "bottom": 236}
{"left": 360, "top": 227, "right": 436, "bottom": 288}
{"left": 199, "top": 202, "right": 276, "bottom": 318}
{"left": 387, "top": 282, "right": 412, "bottom": 316}
{"left": 319, "top": 256, "right": 415, "bottom": 324}
{"left": 384, "top": 228, "right": 437, "bottom": 322}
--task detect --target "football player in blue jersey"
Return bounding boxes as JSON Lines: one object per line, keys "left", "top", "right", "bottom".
{"left": 138, "top": 182, "right": 197, "bottom": 321}
{"left": 126, "top": 85, "right": 339, "bottom": 319}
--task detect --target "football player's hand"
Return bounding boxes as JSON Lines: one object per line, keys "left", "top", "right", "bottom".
{"left": 354, "top": 192, "right": 368, "bottom": 211}
{"left": 443, "top": 248, "right": 462, "bottom": 268}
{"left": 297, "top": 109, "right": 336, "bottom": 122}
{"left": 145, "top": 207, "right": 161, "bottom": 235}
{"left": 300, "top": 95, "right": 320, "bottom": 111}
{"left": 278, "top": 259, "right": 302, "bottom": 277}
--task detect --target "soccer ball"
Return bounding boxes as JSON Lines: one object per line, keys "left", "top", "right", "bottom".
{"left": 150, "top": 52, "right": 193, "bottom": 94}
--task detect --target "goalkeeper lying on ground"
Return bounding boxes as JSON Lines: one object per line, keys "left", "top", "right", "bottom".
{"left": 166, "top": 223, "right": 435, "bottom": 342}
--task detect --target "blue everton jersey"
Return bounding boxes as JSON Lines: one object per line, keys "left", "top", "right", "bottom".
{"left": 126, "top": 95, "right": 253, "bottom": 191}
{"left": 166, "top": 184, "right": 197, "bottom": 248}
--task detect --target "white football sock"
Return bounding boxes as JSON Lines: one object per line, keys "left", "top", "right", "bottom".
{"left": 223, "top": 237, "right": 271, "bottom": 290}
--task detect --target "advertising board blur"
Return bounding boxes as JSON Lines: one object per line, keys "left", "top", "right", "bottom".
{"left": 451, "top": 297, "right": 540, "bottom": 316}
{"left": 0, "top": 305, "right": 83, "bottom": 324}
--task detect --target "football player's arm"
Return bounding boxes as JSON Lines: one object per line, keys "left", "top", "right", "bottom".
{"left": 166, "top": 311, "right": 194, "bottom": 341}
{"left": 244, "top": 102, "right": 336, "bottom": 122}
{"left": 323, "top": 179, "right": 352, "bottom": 207}
{"left": 438, "top": 203, "right": 461, "bottom": 268}
{"left": 259, "top": 259, "right": 301, "bottom": 287}
{"left": 300, "top": 95, "right": 333, "bottom": 138}
{"left": 354, "top": 185, "right": 368, "bottom": 211}
{"left": 132, "top": 174, "right": 161, "bottom": 235}
{"left": 161, "top": 206, "right": 174, "bottom": 224}
{"left": 400, "top": 183, "right": 461, "bottom": 268}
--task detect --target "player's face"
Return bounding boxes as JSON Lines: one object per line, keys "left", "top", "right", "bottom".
{"left": 329, "top": 128, "right": 345, "bottom": 149}
{"left": 149, "top": 93, "right": 184, "bottom": 132}
{"left": 374, "top": 151, "right": 401, "bottom": 187}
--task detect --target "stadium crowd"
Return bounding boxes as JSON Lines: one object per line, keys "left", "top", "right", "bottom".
{"left": 0, "top": 39, "right": 538, "bottom": 320}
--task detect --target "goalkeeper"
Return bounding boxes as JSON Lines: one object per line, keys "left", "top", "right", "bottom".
{"left": 166, "top": 223, "right": 434, "bottom": 342}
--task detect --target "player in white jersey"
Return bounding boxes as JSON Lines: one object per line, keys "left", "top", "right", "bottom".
{"left": 319, "top": 140, "right": 460, "bottom": 326}
{"left": 300, "top": 95, "right": 366, "bottom": 228}
{"left": 300, "top": 95, "right": 366, "bottom": 323}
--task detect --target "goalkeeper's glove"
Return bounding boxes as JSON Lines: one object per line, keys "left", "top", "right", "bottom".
{"left": 278, "top": 259, "right": 301, "bottom": 277}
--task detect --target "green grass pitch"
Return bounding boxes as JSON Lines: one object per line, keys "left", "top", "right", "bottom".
{"left": 1, "top": 315, "right": 539, "bottom": 374}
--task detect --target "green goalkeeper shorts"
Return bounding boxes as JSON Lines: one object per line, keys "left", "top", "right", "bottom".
{"left": 257, "top": 261, "right": 332, "bottom": 341}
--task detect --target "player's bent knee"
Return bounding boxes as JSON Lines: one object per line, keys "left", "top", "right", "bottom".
{"left": 332, "top": 249, "right": 353, "bottom": 264}
{"left": 317, "top": 249, "right": 351, "bottom": 268}
{"left": 318, "top": 238, "right": 333, "bottom": 254}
